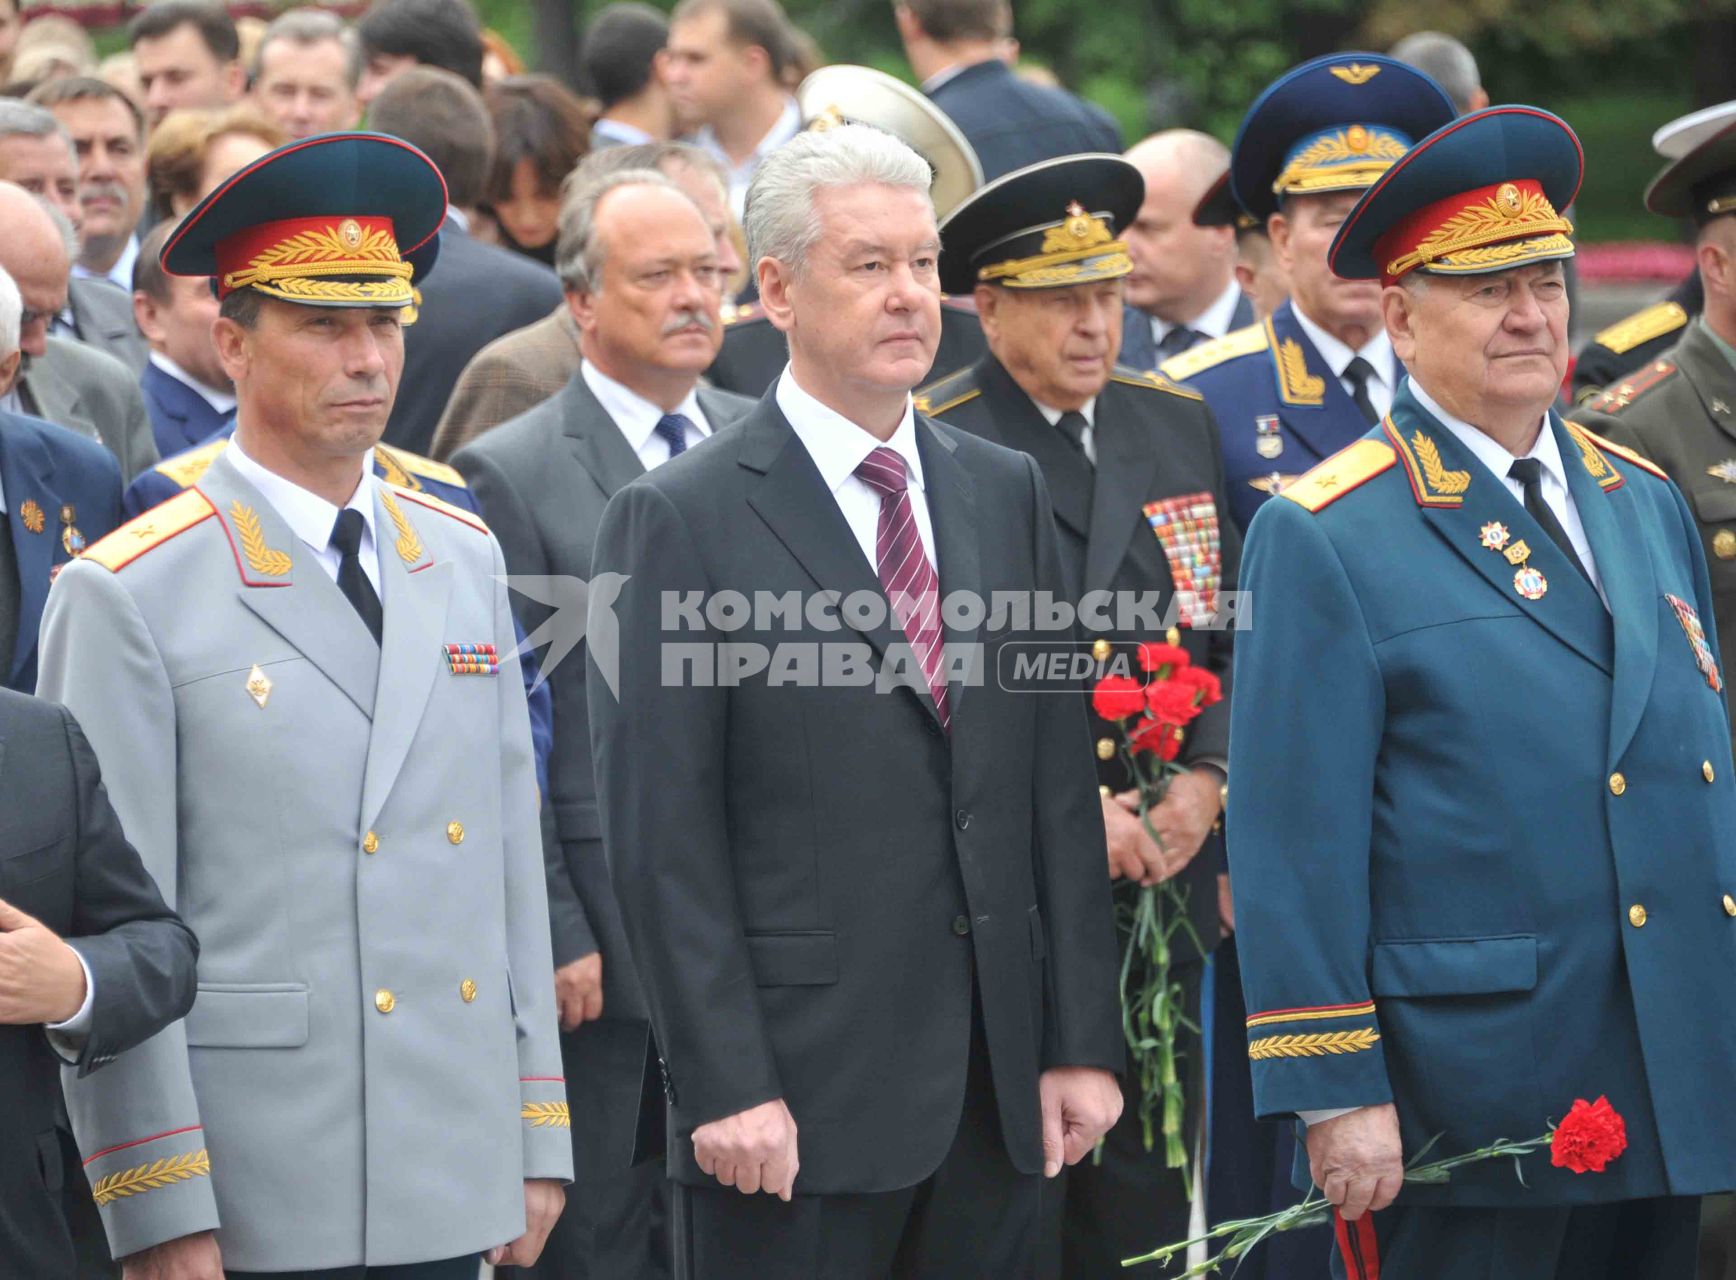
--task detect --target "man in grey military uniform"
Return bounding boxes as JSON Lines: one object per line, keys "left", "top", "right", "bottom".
{"left": 37, "top": 132, "right": 571, "bottom": 1280}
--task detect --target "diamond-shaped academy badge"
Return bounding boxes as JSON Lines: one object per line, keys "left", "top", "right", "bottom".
{"left": 246, "top": 664, "right": 272, "bottom": 709}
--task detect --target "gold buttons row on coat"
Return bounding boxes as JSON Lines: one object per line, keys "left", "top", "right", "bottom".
{"left": 361, "top": 822, "right": 466, "bottom": 855}
{"left": 375, "top": 982, "right": 480, "bottom": 1013}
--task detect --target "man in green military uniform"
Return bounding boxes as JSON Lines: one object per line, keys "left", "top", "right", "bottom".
{"left": 918, "top": 153, "right": 1237, "bottom": 1276}
{"left": 1575, "top": 113, "right": 1736, "bottom": 720}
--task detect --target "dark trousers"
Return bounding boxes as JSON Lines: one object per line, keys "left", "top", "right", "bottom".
{"left": 1208, "top": 936, "right": 1330, "bottom": 1280}
{"left": 672, "top": 998, "right": 1039, "bottom": 1279}
{"left": 228, "top": 1256, "right": 479, "bottom": 1280}
{"left": 1040, "top": 961, "right": 1202, "bottom": 1277}
{"left": 1328, "top": 1198, "right": 1701, "bottom": 1280}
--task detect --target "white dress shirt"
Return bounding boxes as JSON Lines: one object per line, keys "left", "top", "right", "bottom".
{"left": 1292, "top": 307, "right": 1396, "bottom": 420}
{"left": 148, "top": 351, "right": 237, "bottom": 415}
{"left": 227, "top": 435, "right": 383, "bottom": 593}
{"left": 1031, "top": 394, "right": 1099, "bottom": 465}
{"left": 591, "top": 117, "right": 654, "bottom": 148}
{"left": 1152, "top": 277, "right": 1245, "bottom": 350}
{"left": 1412, "top": 380, "right": 1605, "bottom": 604}
{"left": 775, "top": 367, "right": 938, "bottom": 571}
{"left": 696, "top": 95, "right": 802, "bottom": 220}
{"left": 581, "top": 361, "right": 712, "bottom": 467}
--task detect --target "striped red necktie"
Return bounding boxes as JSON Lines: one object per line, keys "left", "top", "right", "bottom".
{"left": 855, "top": 446, "right": 950, "bottom": 735}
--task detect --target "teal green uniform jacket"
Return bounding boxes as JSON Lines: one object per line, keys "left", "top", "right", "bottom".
{"left": 1229, "top": 382, "right": 1736, "bottom": 1206}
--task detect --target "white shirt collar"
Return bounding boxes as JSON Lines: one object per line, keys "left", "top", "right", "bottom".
{"left": 775, "top": 366, "right": 925, "bottom": 497}
{"left": 921, "top": 61, "right": 975, "bottom": 94}
{"left": 149, "top": 351, "right": 237, "bottom": 414}
{"left": 1030, "top": 395, "right": 1097, "bottom": 429}
{"left": 580, "top": 360, "right": 710, "bottom": 453}
{"left": 1291, "top": 306, "right": 1393, "bottom": 385}
{"left": 226, "top": 433, "right": 380, "bottom": 560}
{"left": 1409, "top": 379, "right": 1564, "bottom": 492}
{"left": 72, "top": 234, "right": 140, "bottom": 293}
{"left": 1154, "top": 276, "right": 1244, "bottom": 344}
{"left": 592, "top": 117, "right": 654, "bottom": 147}
{"left": 697, "top": 96, "right": 801, "bottom": 172}
{"left": 444, "top": 207, "right": 471, "bottom": 234}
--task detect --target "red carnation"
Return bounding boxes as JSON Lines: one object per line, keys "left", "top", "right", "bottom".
{"left": 1137, "top": 642, "right": 1191, "bottom": 674}
{"left": 1093, "top": 674, "right": 1147, "bottom": 722}
{"left": 1146, "top": 680, "right": 1204, "bottom": 726}
{"left": 1550, "top": 1096, "right": 1628, "bottom": 1174}
{"left": 1171, "top": 665, "right": 1223, "bottom": 707}
{"left": 1129, "top": 717, "right": 1183, "bottom": 760}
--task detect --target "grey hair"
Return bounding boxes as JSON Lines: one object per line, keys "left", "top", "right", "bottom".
{"left": 554, "top": 167, "right": 684, "bottom": 292}
{"left": 0, "top": 265, "right": 20, "bottom": 358}
{"left": 0, "top": 99, "right": 75, "bottom": 164}
{"left": 1389, "top": 32, "right": 1482, "bottom": 116}
{"left": 742, "top": 123, "right": 934, "bottom": 277}
{"left": 256, "top": 9, "right": 362, "bottom": 89}
{"left": 33, "top": 196, "right": 79, "bottom": 260}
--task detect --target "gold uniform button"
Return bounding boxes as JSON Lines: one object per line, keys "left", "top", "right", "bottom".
{"left": 1628, "top": 904, "right": 1647, "bottom": 928}
{"left": 362, "top": 831, "right": 379, "bottom": 855}
{"left": 446, "top": 821, "right": 465, "bottom": 845}
{"left": 460, "top": 979, "right": 478, "bottom": 1003}
{"left": 1715, "top": 529, "right": 1736, "bottom": 560}
{"left": 1609, "top": 772, "right": 1626, "bottom": 796}
{"left": 374, "top": 988, "right": 396, "bottom": 1014}
{"left": 1723, "top": 894, "right": 1736, "bottom": 918}
{"left": 1095, "top": 737, "right": 1116, "bottom": 761}
{"left": 1091, "top": 638, "right": 1112, "bottom": 661}
{"left": 1098, "top": 784, "right": 1111, "bottom": 797}
{"left": 1706, "top": 761, "right": 1718, "bottom": 783}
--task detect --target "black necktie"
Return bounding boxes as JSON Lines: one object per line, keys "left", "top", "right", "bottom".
{"left": 1056, "top": 410, "right": 1092, "bottom": 464}
{"left": 1508, "top": 458, "right": 1590, "bottom": 582}
{"left": 1156, "top": 325, "right": 1198, "bottom": 359}
{"left": 1343, "top": 356, "right": 1380, "bottom": 425}
{"left": 330, "top": 508, "right": 383, "bottom": 643}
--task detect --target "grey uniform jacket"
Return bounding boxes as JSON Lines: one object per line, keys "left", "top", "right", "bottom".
{"left": 37, "top": 450, "right": 572, "bottom": 1271}
{"left": 21, "top": 336, "right": 159, "bottom": 482}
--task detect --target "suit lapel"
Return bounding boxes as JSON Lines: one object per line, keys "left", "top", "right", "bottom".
{"left": 0, "top": 427, "right": 54, "bottom": 684}
{"left": 1265, "top": 302, "right": 1375, "bottom": 461}
{"left": 917, "top": 418, "right": 981, "bottom": 718}
{"left": 1386, "top": 400, "right": 1613, "bottom": 675}
{"left": 198, "top": 452, "right": 381, "bottom": 716}
{"left": 977, "top": 358, "right": 1093, "bottom": 539}
{"left": 360, "top": 488, "right": 451, "bottom": 833}
{"left": 1083, "top": 381, "right": 1164, "bottom": 594}
{"left": 20, "top": 356, "right": 83, "bottom": 435}
{"left": 561, "top": 372, "right": 647, "bottom": 499}
{"left": 1557, "top": 416, "right": 1658, "bottom": 763}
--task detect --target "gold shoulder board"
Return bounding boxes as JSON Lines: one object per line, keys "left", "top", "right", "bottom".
{"left": 914, "top": 367, "right": 981, "bottom": 416}
{"left": 151, "top": 438, "right": 230, "bottom": 490}
{"left": 83, "top": 490, "right": 216, "bottom": 572}
{"left": 1580, "top": 360, "right": 1679, "bottom": 415}
{"left": 1109, "top": 367, "right": 1205, "bottom": 401}
{"left": 377, "top": 443, "right": 467, "bottom": 489}
{"left": 1279, "top": 439, "right": 1397, "bottom": 513}
{"left": 1158, "top": 322, "right": 1269, "bottom": 382}
{"left": 390, "top": 483, "right": 490, "bottom": 534}
{"left": 1571, "top": 424, "right": 1670, "bottom": 482}
{"left": 1593, "top": 301, "right": 1687, "bottom": 356}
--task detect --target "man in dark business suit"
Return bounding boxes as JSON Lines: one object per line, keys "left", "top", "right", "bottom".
{"left": 456, "top": 166, "right": 755, "bottom": 1280}
{"left": 0, "top": 688, "right": 199, "bottom": 1280}
{"left": 895, "top": 0, "right": 1119, "bottom": 180}
{"left": 366, "top": 67, "right": 564, "bottom": 457}
{"left": 920, "top": 153, "right": 1237, "bottom": 1277}
{"left": 588, "top": 123, "right": 1124, "bottom": 1278}
{"left": 132, "top": 221, "right": 234, "bottom": 457}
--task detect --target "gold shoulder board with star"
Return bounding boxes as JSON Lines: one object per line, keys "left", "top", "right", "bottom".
{"left": 376, "top": 443, "right": 467, "bottom": 491}
{"left": 1279, "top": 439, "right": 1397, "bottom": 513}
{"left": 1579, "top": 360, "right": 1679, "bottom": 415}
{"left": 1109, "top": 366, "right": 1205, "bottom": 401}
{"left": 1158, "top": 321, "right": 1269, "bottom": 382}
{"left": 151, "top": 437, "right": 231, "bottom": 490}
{"left": 83, "top": 490, "right": 217, "bottom": 572}
{"left": 1570, "top": 423, "right": 1670, "bottom": 482}
{"left": 914, "top": 366, "right": 982, "bottom": 416}
{"left": 1593, "top": 301, "right": 1687, "bottom": 356}
{"left": 389, "top": 483, "right": 490, "bottom": 535}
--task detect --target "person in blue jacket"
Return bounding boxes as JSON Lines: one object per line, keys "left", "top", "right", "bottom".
{"left": 1230, "top": 104, "right": 1736, "bottom": 1280}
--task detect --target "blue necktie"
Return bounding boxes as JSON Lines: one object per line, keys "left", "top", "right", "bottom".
{"left": 654, "top": 413, "right": 693, "bottom": 459}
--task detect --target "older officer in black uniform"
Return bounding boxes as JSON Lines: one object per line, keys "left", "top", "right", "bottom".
{"left": 917, "top": 153, "right": 1236, "bottom": 1276}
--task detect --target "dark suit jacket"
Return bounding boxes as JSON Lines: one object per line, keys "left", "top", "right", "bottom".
{"left": 19, "top": 337, "right": 159, "bottom": 484}
{"left": 1117, "top": 293, "right": 1256, "bottom": 373}
{"left": 0, "top": 410, "right": 123, "bottom": 692}
{"left": 708, "top": 300, "right": 989, "bottom": 399}
{"left": 920, "top": 357, "right": 1239, "bottom": 961}
{"left": 0, "top": 691, "right": 198, "bottom": 1278}
{"left": 453, "top": 371, "right": 756, "bottom": 1171}
{"left": 928, "top": 58, "right": 1122, "bottom": 181}
{"left": 384, "top": 219, "right": 565, "bottom": 457}
{"left": 67, "top": 277, "right": 147, "bottom": 377}
{"left": 587, "top": 396, "right": 1124, "bottom": 1193}
{"left": 138, "top": 362, "right": 233, "bottom": 458}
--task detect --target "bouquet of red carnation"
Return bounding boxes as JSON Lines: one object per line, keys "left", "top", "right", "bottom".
{"left": 1091, "top": 639, "right": 1223, "bottom": 1186}
{"left": 1124, "top": 1096, "right": 1630, "bottom": 1274}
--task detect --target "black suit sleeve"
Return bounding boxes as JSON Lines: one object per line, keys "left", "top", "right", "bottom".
{"left": 58, "top": 708, "right": 198, "bottom": 1078}
{"left": 589, "top": 480, "right": 783, "bottom": 1127}
{"left": 455, "top": 446, "right": 601, "bottom": 969}
{"left": 1024, "top": 455, "right": 1127, "bottom": 1073}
